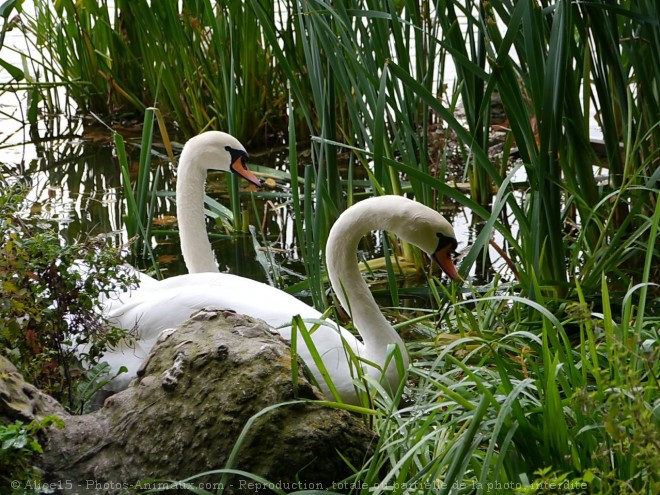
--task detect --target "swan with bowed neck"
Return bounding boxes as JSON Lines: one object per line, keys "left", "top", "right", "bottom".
{"left": 100, "top": 133, "right": 459, "bottom": 403}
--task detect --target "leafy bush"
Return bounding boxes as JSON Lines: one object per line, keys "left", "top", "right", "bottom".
{"left": 0, "top": 416, "right": 64, "bottom": 493}
{"left": 0, "top": 182, "right": 137, "bottom": 411}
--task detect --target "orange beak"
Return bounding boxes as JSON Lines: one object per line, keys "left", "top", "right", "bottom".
{"left": 432, "top": 244, "right": 459, "bottom": 280}
{"left": 230, "top": 157, "right": 262, "bottom": 187}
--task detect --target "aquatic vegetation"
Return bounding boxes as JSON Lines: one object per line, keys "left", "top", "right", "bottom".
{"left": 0, "top": 0, "right": 658, "bottom": 492}
{"left": 18, "top": 0, "right": 286, "bottom": 146}
{"left": 255, "top": 0, "right": 659, "bottom": 299}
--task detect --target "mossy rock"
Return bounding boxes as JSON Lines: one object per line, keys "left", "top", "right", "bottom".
{"left": 1, "top": 309, "right": 376, "bottom": 494}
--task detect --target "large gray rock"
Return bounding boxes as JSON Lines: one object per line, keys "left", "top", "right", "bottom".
{"left": 0, "top": 309, "right": 376, "bottom": 493}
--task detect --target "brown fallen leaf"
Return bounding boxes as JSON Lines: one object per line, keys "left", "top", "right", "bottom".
{"left": 153, "top": 215, "right": 178, "bottom": 227}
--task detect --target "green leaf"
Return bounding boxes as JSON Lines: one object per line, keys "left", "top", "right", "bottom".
{"left": 0, "top": 57, "right": 24, "bottom": 81}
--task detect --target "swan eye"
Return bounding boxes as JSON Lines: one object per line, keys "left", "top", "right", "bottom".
{"left": 225, "top": 145, "right": 250, "bottom": 169}
{"left": 226, "top": 145, "right": 261, "bottom": 187}
{"left": 435, "top": 232, "right": 458, "bottom": 256}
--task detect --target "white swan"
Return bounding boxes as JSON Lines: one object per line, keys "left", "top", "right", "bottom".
{"left": 100, "top": 132, "right": 459, "bottom": 404}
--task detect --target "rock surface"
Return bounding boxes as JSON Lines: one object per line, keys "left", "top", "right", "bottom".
{"left": 0, "top": 309, "right": 376, "bottom": 494}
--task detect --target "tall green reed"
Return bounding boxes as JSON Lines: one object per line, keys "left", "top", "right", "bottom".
{"left": 115, "top": 108, "right": 168, "bottom": 277}
{"left": 0, "top": 0, "right": 23, "bottom": 78}
{"left": 349, "top": 271, "right": 658, "bottom": 493}
{"left": 375, "top": 0, "right": 658, "bottom": 297}
{"left": 250, "top": 0, "right": 458, "bottom": 293}
{"left": 29, "top": 0, "right": 285, "bottom": 147}
{"left": 27, "top": 0, "right": 292, "bottom": 227}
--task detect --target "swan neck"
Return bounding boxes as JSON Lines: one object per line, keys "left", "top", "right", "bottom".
{"left": 326, "top": 204, "right": 407, "bottom": 366}
{"left": 176, "top": 158, "right": 219, "bottom": 273}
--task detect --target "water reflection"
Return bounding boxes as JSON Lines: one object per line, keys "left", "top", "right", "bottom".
{"left": 14, "top": 129, "right": 125, "bottom": 241}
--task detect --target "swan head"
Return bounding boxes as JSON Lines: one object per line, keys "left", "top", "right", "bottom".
{"left": 432, "top": 231, "right": 459, "bottom": 280}
{"left": 399, "top": 205, "right": 459, "bottom": 280}
{"left": 181, "top": 131, "right": 262, "bottom": 187}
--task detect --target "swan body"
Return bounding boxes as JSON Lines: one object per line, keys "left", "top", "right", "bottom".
{"left": 98, "top": 132, "right": 458, "bottom": 404}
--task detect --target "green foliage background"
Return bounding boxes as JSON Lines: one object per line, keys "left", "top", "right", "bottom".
{"left": 0, "top": 0, "right": 659, "bottom": 493}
